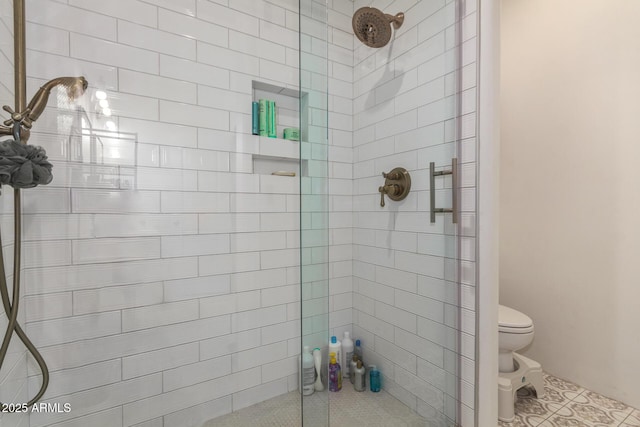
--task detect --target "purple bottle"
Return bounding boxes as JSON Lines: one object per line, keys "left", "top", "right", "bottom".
{"left": 328, "top": 353, "right": 342, "bottom": 391}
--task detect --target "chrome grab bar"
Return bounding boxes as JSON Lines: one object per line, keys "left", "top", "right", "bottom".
{"left": 429, "top": 158, "right": 457, "bottom": 224}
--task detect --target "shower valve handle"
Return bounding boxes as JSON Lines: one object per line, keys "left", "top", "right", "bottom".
{"left": 378, "top": 167, "right": 411, "bottom": 208}
{"left": 382, "top": 171, "right": 400, "bottom": 180}
{"left": 2, "top": 105, "right": 32, "bottom": 128}
{"left": 379, "top": 184, "right": 399, "bottom": 207}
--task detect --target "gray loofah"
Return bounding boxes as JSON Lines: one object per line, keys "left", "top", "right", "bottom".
{"left": 0, "top": 139, "right": 53, "bottom": 188}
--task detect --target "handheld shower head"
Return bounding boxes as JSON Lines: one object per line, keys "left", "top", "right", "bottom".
{"left": 26, "top": 76, "right": 88, "bottom": 124}
{"left": 352, "top": 7, "right": 405, "bottom": 48}
{"left": 1, "top": 76, "right": 88, "bottom": 143}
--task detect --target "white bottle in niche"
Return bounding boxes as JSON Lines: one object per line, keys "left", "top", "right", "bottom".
{"left": 341, "top": 332, "right": 354, "bottom": 379}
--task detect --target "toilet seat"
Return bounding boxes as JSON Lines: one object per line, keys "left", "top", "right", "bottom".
{"left": 499, "top": 305, "right": 534, "bottom": 334}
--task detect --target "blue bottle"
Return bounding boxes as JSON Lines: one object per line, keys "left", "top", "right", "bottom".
{"left": 369, "top": 365, "right": 381, "bottom": 392}
{"left": 251, "top": 101, "right": 259, "bottom": 135}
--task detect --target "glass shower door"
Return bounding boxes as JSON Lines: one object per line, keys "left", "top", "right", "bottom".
{"left": 301, "top": 0, "right": 473, "bottom": 426}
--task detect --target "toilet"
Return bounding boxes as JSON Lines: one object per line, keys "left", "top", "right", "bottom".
{"left": 498, "top": 305, "right": 545, "bottom": 422}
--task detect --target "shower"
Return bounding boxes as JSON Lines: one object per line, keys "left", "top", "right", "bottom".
{"left": 0, "top": 0, "right": 474, "bottom": 425}
{"left": 352, "top": 6, "right": 405, "bottom": 48}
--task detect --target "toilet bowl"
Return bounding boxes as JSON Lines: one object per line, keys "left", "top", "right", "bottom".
{"left": 499, "top": 305, "right": 534, "bottom": 372}
{"left": 498, "top": 305, "right": 544, "bottom": 422}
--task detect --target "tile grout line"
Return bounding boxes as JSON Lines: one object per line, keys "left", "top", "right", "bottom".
{"left": 542, "top": 388, "right": 587, "bottom": 425}
{"left": 617, "top": 407, "right": 636, "bottom": 426}
{"left": 533, "top": 387, "right": 577, "bottom": 426}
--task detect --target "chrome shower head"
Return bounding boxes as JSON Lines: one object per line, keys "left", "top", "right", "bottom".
{"left": 352, "top": 7, "right": 405, "bottom": 48}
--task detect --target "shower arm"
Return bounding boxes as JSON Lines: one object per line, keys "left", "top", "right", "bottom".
{"left": 385, "top": 12, "right": 404, "bottom": 29}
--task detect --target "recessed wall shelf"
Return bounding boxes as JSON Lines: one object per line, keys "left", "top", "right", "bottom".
{"left": 255, "top": 136, "right": 298, "bottom": 159}
{"left": 251, "top": 136, "right": 307, "bottom": 177}
{"left": 251, "top": 80, "right": 306, "bottom": 177}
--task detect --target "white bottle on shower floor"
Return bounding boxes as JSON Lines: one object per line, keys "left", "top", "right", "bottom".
{"left": 328, "top": 336, "right": 341, "bottom": 378}
{"left": 300, "top": 345, "right": 315, "bottom": 396}
{"left": 341, "top": 332, "right": 354, "bottom": 379}
{"left": 313, "top": 348, "right": 324, "bottom": 391}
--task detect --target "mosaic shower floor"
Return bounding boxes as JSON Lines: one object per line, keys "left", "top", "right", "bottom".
{"left": 206, "top": 384, "right": 429, "bottom": 427}
{"left": 499, "top": 372, "right": 640, "bottom": 427}
{"left": 206, "top": 372, "right": 640, "bottom": 426}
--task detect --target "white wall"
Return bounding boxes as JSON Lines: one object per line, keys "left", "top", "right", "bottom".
{"left": 500, "top": 0, "right": 640, "bottom": 408}
{"left": 350, "top": 0, "right": 478, "bottom": 424}
{"left": 476, "top": 0, "right": 500, "bottom": 425}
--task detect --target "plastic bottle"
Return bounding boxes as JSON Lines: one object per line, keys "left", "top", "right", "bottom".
{"left": 355, "top": 339, "right": 363, "bottom": 362}
{"left": 369, "top": 365, "right": 381, "bottom": 392}
{"left": 313, "top": 348, "right": 324, "bottom": 391}
{"left": 328, "top": 336, "right": 341, "bottom": 374}
{"left": 349, "top": 354, "right": 358, "bottom": 385}
{"left": 341, "top": 332, "right": 354, "bottom": 379}
{"left": 300, "top": 346, "right": 315, "bottom": 396}
{"left": 354, "top": 360, "right": 366, "bottom": 392}
{"left": 328, "top": 352, "right": 342, "bottom": 392}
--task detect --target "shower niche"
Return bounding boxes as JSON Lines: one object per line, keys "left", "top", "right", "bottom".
{"left": 250, "top": 80, "right": 308, "bottom": 177}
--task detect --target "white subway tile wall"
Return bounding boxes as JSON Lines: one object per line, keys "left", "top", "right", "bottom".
{"left": 351, "top": 0, "right": 477, "bottom": 426}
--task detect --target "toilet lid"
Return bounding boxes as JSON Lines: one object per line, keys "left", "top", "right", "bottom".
{"left": 499, "top": 305, "right": 534, "bottom": 333}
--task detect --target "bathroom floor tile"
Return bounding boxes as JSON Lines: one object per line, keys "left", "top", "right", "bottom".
{"left": 574, "top": 391, "right": 634, "bottom": 423}
{"left": 513, "top": 395, "right": 558, "bottom": 422}
{"left": 550, "top": 402, "right": 620, "bottom": 426}
{"left": 542, "top": 373, "right": 584, "bottom": 401}
{"left": 517, "top": 385, "right": 570, "bottom": 412}
{"left": 621, "top": 409, "right": 640, "bottom": 426}
{"left": 499, "top": 415, "right": 544, "bottom": 427}
{"left": 499, "top": 411, "right": 549, "bottom": 427}
{"left": 500, "top": 372, "right": 639, "bottom": 427}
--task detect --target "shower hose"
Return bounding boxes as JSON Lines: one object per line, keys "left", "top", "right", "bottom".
{"left": 0, "top": 139, "right": 54, "bottom": 409}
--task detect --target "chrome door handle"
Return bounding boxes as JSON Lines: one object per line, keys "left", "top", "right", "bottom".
{"left": 429, "top": 158, "right": 457, "bottom": 224}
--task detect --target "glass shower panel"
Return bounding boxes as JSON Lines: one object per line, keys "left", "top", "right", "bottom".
{"left": 300, "top": 0, "right": 329, "bottom": 426}
{"left": 5, "top": 1, "right": 311, "bottom": 426}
